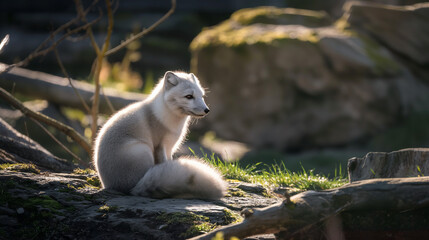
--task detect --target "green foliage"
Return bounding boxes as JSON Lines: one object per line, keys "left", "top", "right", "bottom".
{"left": 239, "top": 147, "right": 364, "bottom": 178}
{"left": 99, "top": 41, "right": 143, "bottom": 92}
{"left": 417, "top": 165, "right": 424, "bottom": 177}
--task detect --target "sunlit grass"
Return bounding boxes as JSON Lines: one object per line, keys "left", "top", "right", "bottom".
{"left": 192, "top": 149, "right": 347, "bottom": 191}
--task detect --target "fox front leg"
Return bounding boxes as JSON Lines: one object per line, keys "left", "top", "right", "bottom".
{"left": 154, "top": 145, "right": 168, "bottom": 164}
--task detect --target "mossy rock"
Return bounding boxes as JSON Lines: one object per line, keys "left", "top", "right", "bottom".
{"left": 0, "top": 163, "right": 41, "bottom": 174}
{"left": 231, "top": 6, "right": 332, "bottom": 27}
{"left": 191, "top": 21, "right": 320, "bottom": 50}
{"left": 155, "top": 212, "right": 216, "bottom": 238}
{"left": 190, "top": 7, "right": 328, "bottom": 50}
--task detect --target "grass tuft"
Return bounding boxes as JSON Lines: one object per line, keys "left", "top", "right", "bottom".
{"left": 199, "top": 151, "right": 347, "bottom": 191}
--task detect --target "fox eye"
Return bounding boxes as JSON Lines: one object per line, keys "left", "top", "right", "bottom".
{"left": 185, "top": 95, "right": 194, "bottom": 100}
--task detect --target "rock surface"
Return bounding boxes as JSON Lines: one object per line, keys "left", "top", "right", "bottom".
{"left": 0, "top": 168, "right": 280, "bottom": 240}
{"left": 190, "top": 3, "right": 429, "bottom": 151}
{"left": 348, "top": 148, "right": 429, "bottom": 182}
{"left": 347, "top": 2, "right": 429, "bottom": 65}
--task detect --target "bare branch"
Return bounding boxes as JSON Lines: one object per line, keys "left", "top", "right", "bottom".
{"left": 105, "top": 0, "right": 176, "bottom": 56}
{"left": 90, "top": 0, "right": 114, "bottom": 142}
{"left": 75, "top": 0, "right": 101, "bottom": 55}
{"left": 0, "top": 86, "right": 92, "bottom": 157}
{"left": 3, "top": 16, "right": 101, "bottom": 74}
{"left": 101, "top": 86, "right": 116, "bottom": 114}
{"left": 30, "top": 118, "right": 84, "bottom": 164}
{"left": 54, "top": 48, "right": 91, "bottom": 113}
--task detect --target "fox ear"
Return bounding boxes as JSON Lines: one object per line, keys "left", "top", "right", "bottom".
{"left": 189, "top": 73, "right": 198, "bottom": 82}
{"left": 164, "top": 71, "right": 178, "bottom": 89}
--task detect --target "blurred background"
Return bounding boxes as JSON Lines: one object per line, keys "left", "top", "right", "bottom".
{"left": 1, "top": 0, "right": 428, "bottom": 176}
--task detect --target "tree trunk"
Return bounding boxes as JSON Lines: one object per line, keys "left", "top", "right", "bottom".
{"left": 191, "top": 177, "right": 429, "bottom": 240}
{"left": 0, "top": 63, "right": 146, "bottom": 114}
{"left": 347, "top": 148, "right": 429, "bottom": 182}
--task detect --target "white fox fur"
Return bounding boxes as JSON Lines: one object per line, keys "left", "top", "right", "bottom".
{"left": 93, "top": 71, "right": 226, "bottom": 199}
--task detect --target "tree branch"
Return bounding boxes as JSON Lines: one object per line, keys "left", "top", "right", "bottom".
{"left": 75, "top": 0, "right": 101, "bottom": 55}
{"left": 30, "top": 118, "right": 83, "bottom": 164}
{"left": 0, "top": 63, "right": 145, "bottom": 114}
{"left": 54, "top": 47, "right": 91, "bottom": 113}
{"left": 3, "top": 16, "right": 101, "bottom": 74}
{"left": 192, "top": 177, "right": 429, "bottom": 240}
{"left": 0, "top": 87, "right": 92, "bottom": 157}
{"left": 90, "top": 0, "right": 114, "bottom": 142}
{"left": 105, "top": 0, "right": 176, "bottom": 56}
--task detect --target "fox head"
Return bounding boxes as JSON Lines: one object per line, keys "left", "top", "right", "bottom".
{"left": 162, "top": 71, "right": 210, "bottom": 118}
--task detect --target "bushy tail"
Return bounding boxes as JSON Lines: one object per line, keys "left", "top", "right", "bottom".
{"left": 130, "top": 157, "right": 227, "bottom": 200}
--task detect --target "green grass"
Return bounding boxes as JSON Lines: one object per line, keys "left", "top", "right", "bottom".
{"left": 195, "top": 149, "right": 347, "bottom": 191}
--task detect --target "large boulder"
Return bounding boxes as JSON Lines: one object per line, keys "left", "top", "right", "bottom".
{"left": 346, "top": 2, "right": 429, "bottom": 82}
{"left": 190, "top": 4, "right": 429, "bottom": 150}
{"left": 347, "top": 2, "right": 429, "bottom": 66}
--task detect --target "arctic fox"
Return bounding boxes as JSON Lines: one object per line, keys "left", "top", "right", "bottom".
{"left": 93, "top": 71, "right": 226, "bottom": 199}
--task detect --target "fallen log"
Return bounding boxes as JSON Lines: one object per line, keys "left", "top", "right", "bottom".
{"left": 192, "top": 177, "right": 429, "bottom": 240}
{"left": 0, "top": 63, "right": 146, "bottom": 114}
{"left": 0, "top": 117, "right": 74, "bottom": 171}
{"left": 347, "top": 148, "right": 429, "bottom": 182}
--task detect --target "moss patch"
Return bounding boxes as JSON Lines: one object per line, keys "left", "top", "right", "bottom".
{"left": 27, "top": 195, "right": 62, "bottom": 210}
{"left": 1, "top": 193, "right": 71, "bottom": 239}
{"left": 190, "top": 9, "right": 321, "bottom": 51}
{"left": 231, "top": 6, "right": 331, "bottom": 27}
{"left": 226, "top": 188, "right": 247, "bottom": 197}
{"left": 223, "top": 209, "right": 242, "bottom": 224}
{"left": 361, "top": 35, "right": 400, "bottom": 76}
{"left": 183, "top": 222, "right": 216, "bottom": 238}
{"left": 156, "top": 212, "right": 216, "bottom": 238}
{"left": 192, "top": 22, "right": 319, "bottom": 50}
{"left": 0, "top": 163, "right": 40, "bottom": 174}
{"left": 86, "top": 176, "right": 101, "bottom": 188}
{"left": 73, "top": 168, "right": 97, "bottom": 175}
{"left": 156, "top": 212, "right": 209, "bottom": 225}
{"left": 98, "top": 204, "right": 118, "bottom": 213}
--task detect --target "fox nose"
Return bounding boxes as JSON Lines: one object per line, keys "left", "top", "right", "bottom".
{"left": 204, "top": 108, "right": 210, "bottom": 114}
